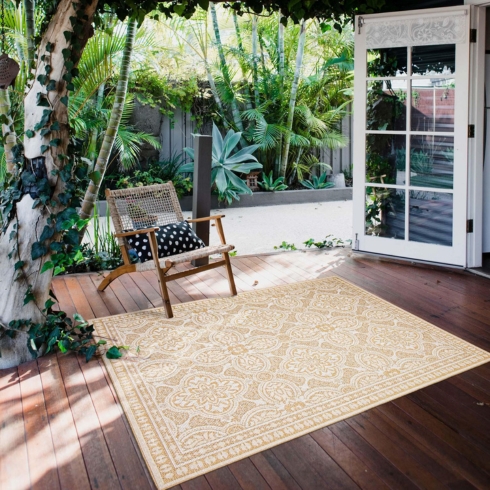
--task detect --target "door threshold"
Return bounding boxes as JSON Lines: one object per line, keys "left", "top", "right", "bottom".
{"left": 467, "top": 268, "right": 490, "bottom": 279}
{"left": 351, "top": 250, "right": 466, "bottom": 271}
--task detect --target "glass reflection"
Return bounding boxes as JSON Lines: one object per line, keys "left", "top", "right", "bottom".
{"left": 411, "top": 44, "right": 455, "bottom": 76}
{"left": 409, "top": 191, "right": 453, "bottom": 246}
{"left": 367, "top": 47, "right": 408, "bottom": 77}
{"left": 365, "top": 188, "right": 405, "bottom": 239}
{"left": 367, "top": 80, "right": 407, "bottom": 131}
{"left": 410, "top": 135, "right": 453, "bottom": 189}
{"left": 366, "top": 134, "right": 406, "bottom": 184}
{"left": 411, "top": 79, "right": 455, "bottom": 132}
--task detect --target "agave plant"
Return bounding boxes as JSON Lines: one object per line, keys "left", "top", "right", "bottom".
{"left": 258, "top": 171, "right": 288, "bottom": 191}
{"left": 300, "top": 172, "right": 335, "bottom": 190}
{"left": 180, "top": 123, "right": 262, "bottom": 196}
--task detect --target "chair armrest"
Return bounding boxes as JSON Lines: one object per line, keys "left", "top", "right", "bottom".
{"left": 187, "top": 215, "right": 225, "bottom": 223}
{"left": 115, "top": 227, "right": 158, "bottom": 238}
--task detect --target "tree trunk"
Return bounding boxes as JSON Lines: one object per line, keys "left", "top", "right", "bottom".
{"left": 0, "top": 0, "right": 98, "bottom": 369}
{"left": 279, "top": 20, "right": 306, "bottom": 178}
{"left": 79, "top": 19, "right": 137, "bottom": 222}
{"left": 210, "top": 3, "right": 243, "bottom": 133}
{"left": 251, "top": 15, "right": 260, "bottom": 108}
{"left": 274, "top": 12, "right": 285, "bottom": 177}
{"left": 87, "top": 83, "right": 105, "bottom": 164}
{"left": 24, "top": 0, "right": 36, "bottom": 72}
{"left": 0, "top": 89, "right": 17, "bottom": 174}
{"left": 232, "top": 12, "right": 252, "bottom": 112}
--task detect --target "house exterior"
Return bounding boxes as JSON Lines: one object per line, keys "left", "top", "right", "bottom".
{"left": 353, "top": 0, "right": 490, "bottom": 271}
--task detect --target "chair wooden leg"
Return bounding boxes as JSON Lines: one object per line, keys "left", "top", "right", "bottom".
{"left": 97, "top": 265, "right": 136, "bottom": 291}
{"left": 223, "top": 252, "right": 237, "bottom": 296}
{"left": 155, "top": 268, "right": 173, "bottom": 318}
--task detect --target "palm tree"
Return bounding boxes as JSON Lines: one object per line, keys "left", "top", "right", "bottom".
{"left": 209, "top": 2, "right": 243, "bottom": 133}
{"left": 79, "top": 18, "right": 138, "bottom": 222}
{"left": 279, "top": 19, "right": 306, "bottom": 178}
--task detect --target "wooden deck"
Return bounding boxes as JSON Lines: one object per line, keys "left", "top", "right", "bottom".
{"left": 2, "top": 249, "right": 490, "bottom": 490}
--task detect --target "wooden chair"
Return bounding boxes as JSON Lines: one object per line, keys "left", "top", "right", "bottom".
{"left": 98, "top": 182, "right": 237, "bottom": 318}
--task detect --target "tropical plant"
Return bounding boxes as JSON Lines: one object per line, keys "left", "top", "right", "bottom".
{"left": 274, "top": 241, "right": 297, "bottom": 251}
{"left": 258, "top": 171, "right": 288, "bottom": 191}
{"left": 300, "top": 172, "right": 335, "bottom": 189}
{"left": 180, "top": 123, "right": 262, "bottom": 197}
{"left": 303, "top": 235, "right": 346, "bottom": 249}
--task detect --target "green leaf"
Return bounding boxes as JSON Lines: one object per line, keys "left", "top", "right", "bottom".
{"left": 34, "top": 109, "right": 52, "bottom": 131}
{"left": 40, "top": 128, "right": 51, "bottom": 137}
{"left": 46, "top": 79, "right": 57, "bottom": 91}
{"left": 24, "top": 287, "right": 35, "bottom": 305}
{"left": 44, "top": 298, "right": 56, "bottom": 310}
{"left": 60, "top": 96, "right": 68, "bottom": 106}
{"left": 73, "top": 313, "right": 85, "bottom": 323}
{"left": 50, "top": 121, "right": 60, "bottom": 131}
{"left": 40, "top": 145, "right": 49, "bottom": 153}
{"left": 14, "top": 261, "right": 24, "bottom": 271}
{"left": 46, "top": 42, "right": 54, "bottom": 53}
{"left": 45, "top": 65, "right": 51, "bottom": 74}
{"left": 63, "top": 31, "right": 72, "bottom": 42}
{"left": 197, "top": 0, "right": 209, "bottom": 10}
{"left": 106, "top": 346, "right": 123, "bottom": 359}
{"left": 37, "top": 74, "right": 47, "bottom": 85}
{"left": 62, "top": 72, "right": 72, "bottom": 83}
{"left": 50, "top": 138, "right": 61, "bottom": 147}
{"left": 66, "top": 82, "right": 74, "bottom": 91}
{"left": 31, "top": 242, "right": 47, "bottom": 260}
{"left": 85, "top": 344, "right": 97, "bottom": 362}
{"left": 62, "top": 48, "right": 72, "bottom": 60}
{"left": 25, "top": 129, "right": 34, "bottom": 138}
{"left": 97, "top": 339, "right": 107, "bottom": 345}
{"left": 53, "top": 266, "right": 65, "bottom": 276}
{"left": 39, "top": 225, "right": 54, "bottom": 242}
{"left": 41, "top": 261, "right": 54, "bottom": 273}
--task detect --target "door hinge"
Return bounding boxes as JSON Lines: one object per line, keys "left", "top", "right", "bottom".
{"left": 468, "top": 124, "right": 475, "bottom": 138}
{"left": 470, "top": 29, "right": 477, "bottom": 43}
{"left": 357, "top": 16, "right": 364, "bottom": 34}
{"left": 467, "top": 219, "right": 474, "bottom": 233}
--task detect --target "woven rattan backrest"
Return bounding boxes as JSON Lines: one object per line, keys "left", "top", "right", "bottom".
{"left": 106, "top": 182, "right": 184, "bottom": 246}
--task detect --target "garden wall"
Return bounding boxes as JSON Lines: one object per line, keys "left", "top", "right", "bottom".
{"left": 130, "top": 100, "right": 353, "bottom": 174}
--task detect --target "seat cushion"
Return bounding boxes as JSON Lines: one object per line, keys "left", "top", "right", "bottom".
{"left": 126, "top": 221, "right": 205, "bottom": 262}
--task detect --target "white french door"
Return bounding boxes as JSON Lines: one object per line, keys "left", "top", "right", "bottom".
{"left": 353, "top": 6, "right": 470, "bottom": 266}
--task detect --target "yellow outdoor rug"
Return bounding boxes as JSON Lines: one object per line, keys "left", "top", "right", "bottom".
{"left": 94, "top": 276, "right": 490, "bottom": 489}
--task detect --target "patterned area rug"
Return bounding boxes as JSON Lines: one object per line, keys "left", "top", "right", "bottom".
{"left": 94, "top": 276, "right": 490, "bottom": 489}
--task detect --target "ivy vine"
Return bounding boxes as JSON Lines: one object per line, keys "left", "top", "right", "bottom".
{"left": 0, "top": 0, "right": 117, "bottom": 362}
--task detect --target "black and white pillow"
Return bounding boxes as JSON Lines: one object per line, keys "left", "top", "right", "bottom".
{"left": 126, "top": 221, "right": 205, "bottom": 263}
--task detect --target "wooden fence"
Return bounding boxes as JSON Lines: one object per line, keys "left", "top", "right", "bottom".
{"left": 158, "top": 107, "right": 353, "bottom": 174}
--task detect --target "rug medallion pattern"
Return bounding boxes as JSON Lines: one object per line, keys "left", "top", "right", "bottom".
{"left": 94, "top": 276, "right": 490, "bottom": 489}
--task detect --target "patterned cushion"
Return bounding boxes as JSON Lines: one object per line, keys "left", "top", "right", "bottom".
{"left": 126, "top": 221, "right": 205, "bottom": 263}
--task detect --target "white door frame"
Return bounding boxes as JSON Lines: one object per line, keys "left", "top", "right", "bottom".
{"left": 353, "top": 5, "right": 471, "bottom": 266}
{"left": 466, "top": 0, "right": 487, "bottom": 267}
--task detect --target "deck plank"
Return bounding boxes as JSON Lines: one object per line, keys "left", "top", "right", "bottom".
{"left": 0, "top": 367, "right": 31, "bottom": 490}
{"left": 37, "top": 355, "right": 90, "bottom": 490}
{"left": 18, "top": 360, "right": 61, "bottom": 490}
{"left": 57, "top": 352, "right": 122, "bottom": 489}
{"left": 77, "top": 355, "right": 152, "bottom": 490}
